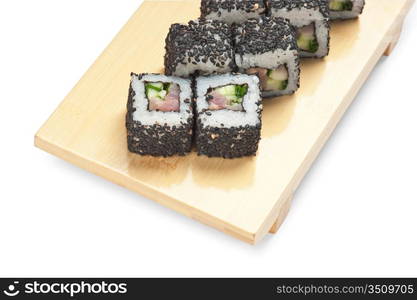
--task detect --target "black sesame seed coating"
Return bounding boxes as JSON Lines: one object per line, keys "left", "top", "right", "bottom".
{"left": 196, "top": 124, "right": 262, "bottom": 158}
{"left": 201, "top": 0, "right": 266, "bottom": 17}
{"left": 233, "top": 16, "right": 298, "bottom": 55}
{"left": 126, "top": 73, "right": 193, "bottom": 157}
{"left": 164, "top": 19, "right": 236, "bottom": 77}
{"left": 126, "top": 122, "right": 193, "bottom": 157}
{"left": 266, "top": 0, "right": 330, "bottom": 18}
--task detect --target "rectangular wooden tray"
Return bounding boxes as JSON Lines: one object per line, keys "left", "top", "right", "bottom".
{"left": 35, "top": 0, "right": 415, "bottom": 244}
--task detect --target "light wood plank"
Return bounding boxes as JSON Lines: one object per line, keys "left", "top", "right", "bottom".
{"left": 35, "top": 0, "right": 414, "bottom": 244}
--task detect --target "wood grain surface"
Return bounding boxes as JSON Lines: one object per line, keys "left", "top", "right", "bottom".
{"left": 35, "top": 0, "right": 414, "bottom": 244}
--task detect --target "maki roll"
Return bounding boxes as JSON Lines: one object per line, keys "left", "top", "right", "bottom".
{"left": 328, "top": 0, "right": 365, "bottom": 20}
{"left": 126, "top": 73, "right": 193, "bottom": 157}
{"left": 267, "top": 0, "right": 330, "bottom": 58}
{"left": 233, "top": 16, "right": 300, "bottom": 98}
{"left": 195, "top": 74, "right": 262, "bottom": 158}
{"left": 200, "top": 0, "right": 266, "bottom": 24}
{"left": 164, "top": 19, "right": 235, "bottom": 77}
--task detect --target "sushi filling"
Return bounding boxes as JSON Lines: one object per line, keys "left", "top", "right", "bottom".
{"left": 145, "top": 82, "right": 180, "bottom": 112}
{"left": 207, "top": 84, "right": 248, "bottom": 111}
{"left": 246, "top": 65, "right": 289, "bottom": 92}
{"left": 329, "top": 0, "right": 353, "bottom": 11}
{"left": 296, "top": 23, "right": 319, "bottom": 53}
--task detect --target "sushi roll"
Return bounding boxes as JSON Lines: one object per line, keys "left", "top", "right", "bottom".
{"left": 233, "top": 16, "right": 300, "bottom": 98}
{"left": 164, "top": 19, "right": 236, "bottom": 77}
{"left": 267, "top": 0, "right": 330, "bottom": 58}
{"left": 200, "top": 0, "right": 266, "bottom": 24}
{"left": 195, "top": 74, "right": 262, "bottom": 158}
{"left": 328, "top": 0, "right": 365, "bottom": 20}
{"left": 126, "top": 73, "right": 193, "bottom": 157}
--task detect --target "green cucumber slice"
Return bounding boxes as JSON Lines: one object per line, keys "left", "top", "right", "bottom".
{"left": 146, "top": 82, "right": 171, "bottom": 99}
{"left": 225, "top": 95, "right": 241, "bottom": 104}
{"left": 212, "top": 84, "right": 247, "bottom": 105}
{"left": 265, "top": 79, "right": 288, "bottom": 91}
{"left": 147, "top": 88, "right": 160, "bottom": 99}
{"left": 268, "top": 68, "right": 288, "bottom": 81}
{"left": 280, "top": 80, "right": 288, "bottom": 90}
{"left": 146, "top": 85, "right": 167, "bottom": 100}
{"left": 146, "top": 82, "right": 163, "bottom": 91}
{"left": 158, "top": 90, "right": 167, "bottom": 99}
{"left": 329, "top": 0, "right": 344, "bottom": 10}
{"left": 215, "top": 85, "right": 236, "bottom": 96}
{"left": 297, "top": 36, "right": 310, "bottom": 51}
{"left": 330, "top": 0, "right": 353, "bottom": 11}
{"left": 297, "top": 36, "right": 319, "bottom": 53}
{"left": 308, "top": 39, "right": 319, "bottom": 53}
{"left": 235, "top": 84, "right": 248, "bottom": 99}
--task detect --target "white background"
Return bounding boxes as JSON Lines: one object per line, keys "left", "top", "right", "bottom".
{"left": 1, "top": 0, "right": 416, "bottom": 277}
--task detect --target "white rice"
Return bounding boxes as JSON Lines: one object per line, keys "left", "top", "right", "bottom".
{"left": 173, "top": 54, "right": 232, "bottom": 77}
{"left": 131, "top": 74, "right": 192, "bottom": 126}
{"left": 235, "top": 47, "right": 300, "bottom": 97}
{"left": 196, "top": 74, "right": 262, "bottom": 128}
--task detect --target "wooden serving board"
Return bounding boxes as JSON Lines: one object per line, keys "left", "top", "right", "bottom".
{"left": 35, "top": 0, "right": 414, "bottom": 244}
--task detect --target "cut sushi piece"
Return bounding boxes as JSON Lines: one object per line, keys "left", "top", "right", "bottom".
{"left": 195, "top": 74, "right": 262, "bottom": 158}
{"left": 267, "top": 0, "right": 330, "bottom": 58}
{"left": 328, "top": 0, "right": 365, "bottom": 20}
{"left": 164, "top": 19, "right": 236, "bottom": 77}
{"left": 200, "top": 0, "right": 266, "bottom": 24}
{"left": 126, "top": 73, "right": 193, "bottom": 157}
{"left": 233, "top": 16, "right": 300, "bottom": 98}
